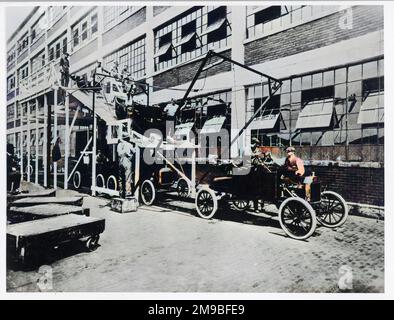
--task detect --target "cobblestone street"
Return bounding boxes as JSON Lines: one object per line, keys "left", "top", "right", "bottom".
{"left": 7, "top": 192, "right": 384, "bottom": 293}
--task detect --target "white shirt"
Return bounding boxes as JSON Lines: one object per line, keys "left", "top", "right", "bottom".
{"left": 117, "top": 140, "right": 136, "bottom": 160}
{"left": 164, "top": 103, "right": 179, "bottom": 117}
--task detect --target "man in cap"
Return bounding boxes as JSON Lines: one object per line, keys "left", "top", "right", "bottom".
{"left": 283, "top": 146, "right": 305, "bottom": 182}
{"left": 60, "top": 52, "right": 70, "bottom": 87}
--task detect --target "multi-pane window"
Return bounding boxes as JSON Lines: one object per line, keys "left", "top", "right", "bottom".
{"left": 31, "top": 51, "right": 46, "bottom": 73}
{"left": 246, "top": 58, "right": 384, "bottom": 148}
{"left": 31, "top": 14, "right": 45, "bottom": 44}
{"left": 7, "top": 75, "right": 16, "bottom": 92}
{"left": 7, "top": 48, "right": 16, "bottom": 67}
{"left": 104, "top": 37, "right": 146, "bottom": 79}
{"left": 246, "top": 5, "right": 337, "bottom": 39}
{"left": 103, "top": 6, "right": 142, "bottom": 31}
{"left": 7, "top": 105, "right": 15, "bottom": 122}
{"left": 17, "top": 33, "right": 29, "bottom": 56}
{"left": 154, "top": 6, "right": 232, "bottom": 72}
{"left": 18, "top": 64, "right": 29, "bottom": 82}
{"left": 48, "top": 34, "right": 67, "bottom": 61}
{"left": 72, "top": 10, "right": 98, "bottom": 50}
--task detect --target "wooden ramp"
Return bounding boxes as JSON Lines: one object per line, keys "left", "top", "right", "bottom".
{"left": 8, "top": 204, "right": 90, "bottom": 224}
{"left": 7, "top": 214, "right": 105, "bottom": 264}
{"left": 10, "top": 196, "right": 84, "bottom": 208}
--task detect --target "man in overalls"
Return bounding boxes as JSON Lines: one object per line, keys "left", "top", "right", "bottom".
{"left": 117, "top": 134, "right": 136, "bottom": 198}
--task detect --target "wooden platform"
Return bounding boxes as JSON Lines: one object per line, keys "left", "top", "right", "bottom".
{"left": 7, "top": 189, "right": 56, "bottom": 202}
{"left": 7, "top": 204, "right": 90, "bottom": 224}
{"left": 7, "top": 214, "right": 105, "bottom": 264}
{"left": 10, "top": 196, "right": 84, "bottom": 207}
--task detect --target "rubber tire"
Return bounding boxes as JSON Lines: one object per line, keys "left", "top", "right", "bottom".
{"left": 140, "top": 180, "right": 156, "bottom": 206}
{"left": 279, "top": 197, "right": 317, "bottom": 240}
{"left": 317, "top": 191, "right": 348, "bottom": 228}
{"left": 195, "top": 187, "right": 218, "bottom": 219}
{"left": 73, "top": 171, "right": 82, "bottom": 189}
{"left": 107, "top": 175, "right": 118, "bottom": 190}
{"left": 86, "top": 235, "right": 100, "bottom": 252}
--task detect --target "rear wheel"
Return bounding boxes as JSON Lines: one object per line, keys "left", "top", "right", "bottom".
{"left": 177, "top": 178, "right": 190, "bottom": 198}
{"left": 233, "top": 200, "right": 250, "bottom": 211}
{"left": 279, "top": 198, "right": 317, "bottom": 240}
{"left": 140, "top": 180, "right": 156, "bottom": 206}
{"left": 316, "top": 191, "right": 348, "bottom": 228}
{"left": 195, "top": 188, "right": 218, "bottom": 219}
{"left": 73, "top": 171, "right": 81, "bottom": 189}
{"left": 86, "top": 235, "right": 100, "bottom": 252}
{"left": 107, "top": 175, "right": 118, "bottom": 190}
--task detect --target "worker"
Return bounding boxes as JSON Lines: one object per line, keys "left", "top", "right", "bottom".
{"left": 117, "top": 134, "right": 136, "bottom": 199}
{"left": 7, "top": 143, "right": 21, "bottom": 193}
{"left": 282, "top": 146, "right": 305, "bottom": 183}
{"left": 282, "top": 146, "right": 311, "bottom": 200}
{"left": 164, "top": 98, "right": 180, "bottom": 137}
{"left": 111, "top": 61, "right": 120, "bottom": 80}
{"left": 59, "top": 52, "right": 70, "bottom": 87}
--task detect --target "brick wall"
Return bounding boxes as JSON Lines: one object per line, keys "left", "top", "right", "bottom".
{"left": 245, "top": 5, "right": 383, "bottom": 66}
{"left": 102, "top": 8, "right": 146, "bottom": 45}
{"left": 153, "top": 50, "right": 232, "bottom": 92}
{"left": 154, "top": 6, "right": 170, "bottom": 16}
{"left": 307, "top": 165, "right": 384, "bottom": 206}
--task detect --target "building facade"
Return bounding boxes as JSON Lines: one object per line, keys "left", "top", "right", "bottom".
{"left": 6, "top": 5, "right": 384, "bottom": 205}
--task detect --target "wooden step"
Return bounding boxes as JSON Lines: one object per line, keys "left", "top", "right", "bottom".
{"left": 10, "top": 196, "right": 84, "bottom": 207}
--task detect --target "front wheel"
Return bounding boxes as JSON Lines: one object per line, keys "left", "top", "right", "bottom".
{"left": 316, "top": 191, "right": 348, "bottom": 228}
{"left": 195, "top": 188, "right": 218, "bottom": 219}
{"left": 279, "top": 198, "right": 317, "bottom": 240}
{"left": 73, "top": 171, "right": 81, "bottom": 189}
{"left": 140, "top": 180, "right": 156, "bottom": 206}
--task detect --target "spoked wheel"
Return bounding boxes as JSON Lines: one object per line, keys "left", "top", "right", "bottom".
{"left": 73, "top": 171, "right": 81, "bottom": 189}
{"left": 233, "top": 200, "right": 251, "bottom": 211}
{"left": 177, "top": 178, "right": 190, "bottom": 198}
{"left": 85, "top": 235, "right": 100, "bottom": 252}
{"left": 107, "top": 175, "right": 118, "bottom": 190}
{"left": 140, "top": 180, "right": 156, "bottom": 206}
{"left": 279, "top": 198, "right": 317, "bottom": 240}
{"left": 195, "top": 188, "right": 218, "bottom": 219}
{"left": 316, "top": 191, "right": 348, "bottom": 228}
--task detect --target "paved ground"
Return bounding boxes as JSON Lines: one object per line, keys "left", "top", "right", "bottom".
{"left": 7, "top": 189, "right": 384, "bottom": 293}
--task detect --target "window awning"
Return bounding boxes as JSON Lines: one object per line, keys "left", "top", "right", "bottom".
{"left": 201, "top": 18, "right": 227, "bottom": 36}
{"left": 154, "top": 42, "right": 174, "bottom": 58}
{"left": 200, "top": 116, "right": 226, "bottom": 134}
{"left": 295, "top": 100, "right": 337, "bottom": 130}
{"left": 249, "top": 113, "right": 284, "bottom": 131}
{"left": 357, "top": 93, "right": 384, "bottom": 125}
{"left": 174, "top": 32, "right": 196, "bottom": 47}
{"left": 174, "top": 122, "right": 194, "bottom": 137}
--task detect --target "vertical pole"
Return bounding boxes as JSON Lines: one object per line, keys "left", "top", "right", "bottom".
{"left": 27, "top": 102, "right": 31, "bottom": 182}
{"left": 191, "top": 148, "right": 196, "bottom": 197}
{"left": 134, "top": 146, "right": 140, "bottom": 202}
{"left": 54, "top": 89, "right": 58, "bottom": 189}
{"left": 44, "top": 94, "right": 50, "bottom": 187}
{"left": 35, "top": 98, "right": 39, "bottom": 184}
{"left": 92, "top": 73, "right": 97, "bottom": 196}
{"left": 64, "top": 91, "right": 70, "bottom": 189}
